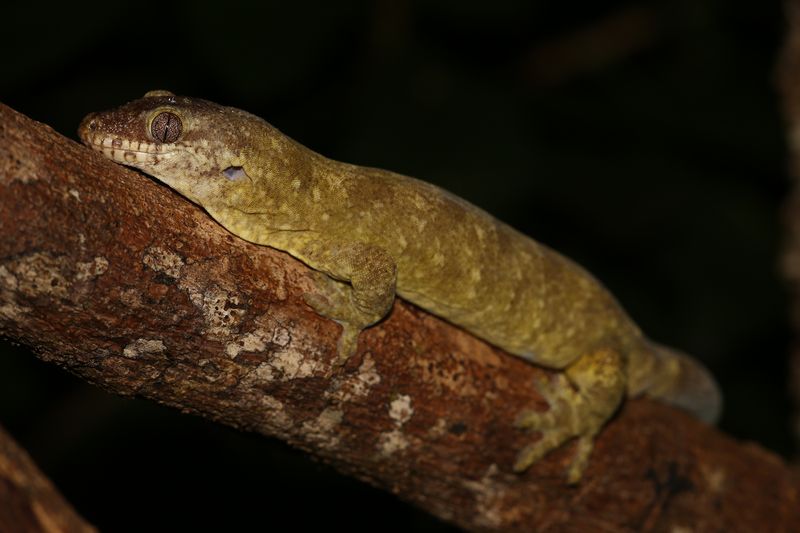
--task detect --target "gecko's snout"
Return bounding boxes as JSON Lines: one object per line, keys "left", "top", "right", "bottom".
{"left": 77, "top": 113, "right": 98, "bottom": 145}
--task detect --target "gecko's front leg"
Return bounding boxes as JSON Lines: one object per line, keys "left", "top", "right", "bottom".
{"left": 514, "top": 348, "right": 626, "bottom": 483}
{"left": 298, "top": 240, "right": 397, "bottom": 364}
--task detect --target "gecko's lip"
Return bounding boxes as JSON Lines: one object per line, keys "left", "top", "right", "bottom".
{"left": 80, "top": 133, "right": 175, "bottom": 165}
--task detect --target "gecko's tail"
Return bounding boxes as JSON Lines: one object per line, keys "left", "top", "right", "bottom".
{"left": 632, "top": 342, "right": 722, "bottom": 424}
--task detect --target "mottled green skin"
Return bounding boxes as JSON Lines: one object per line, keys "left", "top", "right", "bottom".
{"left": 79, "top": 91, "right": 721, "bottom": 482}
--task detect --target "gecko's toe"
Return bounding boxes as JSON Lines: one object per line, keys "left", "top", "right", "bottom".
{"left": 565, "top": 436, "right": 594, "bottom": 484}
{"left": 334, "top": 324, "right": 361, "bottom": 365}
{"left": 513, "top": 430, "right": 595, "bottom": 483}
{"left": 513, "top": 429, "right": 574, "bottom": 472}
{"left": 514, "top": 407, "right": 562, "bottom": 430}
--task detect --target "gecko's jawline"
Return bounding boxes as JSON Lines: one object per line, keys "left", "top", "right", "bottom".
{"left": 82, "top": 135, "right": 175, "bottom": 165}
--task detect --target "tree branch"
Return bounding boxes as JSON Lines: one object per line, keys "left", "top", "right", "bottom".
{"left": 1, "top": 101, "right": 798, "bottom": 531}
{"left": 779, "top": 0, "right": 800, "bottom": 459}
{"left": 0, "top": 424, "right": 96, "bottom": 533}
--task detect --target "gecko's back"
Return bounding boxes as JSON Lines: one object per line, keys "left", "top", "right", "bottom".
{"left": 313, "top": 161, "right": 640, "bottom": 371}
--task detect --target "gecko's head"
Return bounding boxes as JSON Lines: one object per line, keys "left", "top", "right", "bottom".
{"left": 78, "top": 90, "right": 259, "bottom": 207}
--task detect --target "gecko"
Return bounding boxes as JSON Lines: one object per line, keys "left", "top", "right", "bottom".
{"left": 78, "top": 90, "right": 722, "bottom": 482}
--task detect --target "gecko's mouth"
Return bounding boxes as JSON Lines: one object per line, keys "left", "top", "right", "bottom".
{"left": 80, "top": 133, "right": 175, "bottom": 165}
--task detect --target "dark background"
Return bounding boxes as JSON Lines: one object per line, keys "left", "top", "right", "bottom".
{"left": 0, "top": 0, "right": 791, "bottom": 531}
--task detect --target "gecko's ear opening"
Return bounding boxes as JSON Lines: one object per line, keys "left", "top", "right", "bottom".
{"left": 223, "top": 166, "right": 250, "bottom": 181}
{"left": 144, "top": 90, "right": 175, "bottom": 98}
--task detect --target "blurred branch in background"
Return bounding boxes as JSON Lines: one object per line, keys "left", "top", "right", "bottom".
{"left": 0, "top": 424, "right": 95, "bottom": 533}
{"left": 778, "top": 0, "right": 800, "bottom": 463}
{"left": 523, "top": 5, "right": 661, "bottom": 86}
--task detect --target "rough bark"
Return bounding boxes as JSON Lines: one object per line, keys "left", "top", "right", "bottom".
{"left": 779, "top": 0, "right": 800, "bottom": 460}
{"left": 0, "top": 101, "right": 798, "bottom": 532}
{"left": 0, "top": 424, "right": 96, "bottom": 533}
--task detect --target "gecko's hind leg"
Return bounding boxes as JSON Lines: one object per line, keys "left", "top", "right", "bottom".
{"left": 514, "top": 348, "right": 626, "bottom": 483}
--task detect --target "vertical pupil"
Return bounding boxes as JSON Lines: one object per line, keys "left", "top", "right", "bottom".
{"left": 162, "top": 116, "right": 172, "bottom": 142}
{"left": 164, "top": 115, "right": 170, "bottom": 141}
{"left": 152, "top": 112, "right": 182, "bottom": 143}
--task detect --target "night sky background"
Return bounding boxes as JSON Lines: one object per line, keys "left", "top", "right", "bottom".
{"left": 0, "top": 1, "right": 791, "bottom": 531}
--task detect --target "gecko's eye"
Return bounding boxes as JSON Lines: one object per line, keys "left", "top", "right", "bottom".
{"left": 151, "top": 112, "right": 182, "bottom": 143}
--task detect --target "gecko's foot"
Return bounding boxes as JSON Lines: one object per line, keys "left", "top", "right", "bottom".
{"left": 513, "top": 349, "right": 626, "bottom": 483}
{"left": 513, "top": 373, "right": 597, "bottom": 483}
{"left": 304, "top": 272, "right": 374, "bottom": 365}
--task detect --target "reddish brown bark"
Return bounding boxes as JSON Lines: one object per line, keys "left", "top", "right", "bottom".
{"left": 0, "top": 424, "right": 96, "bottom": 533}
{"left": 1, "top": 101, "right": 798, "bottom": 531}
